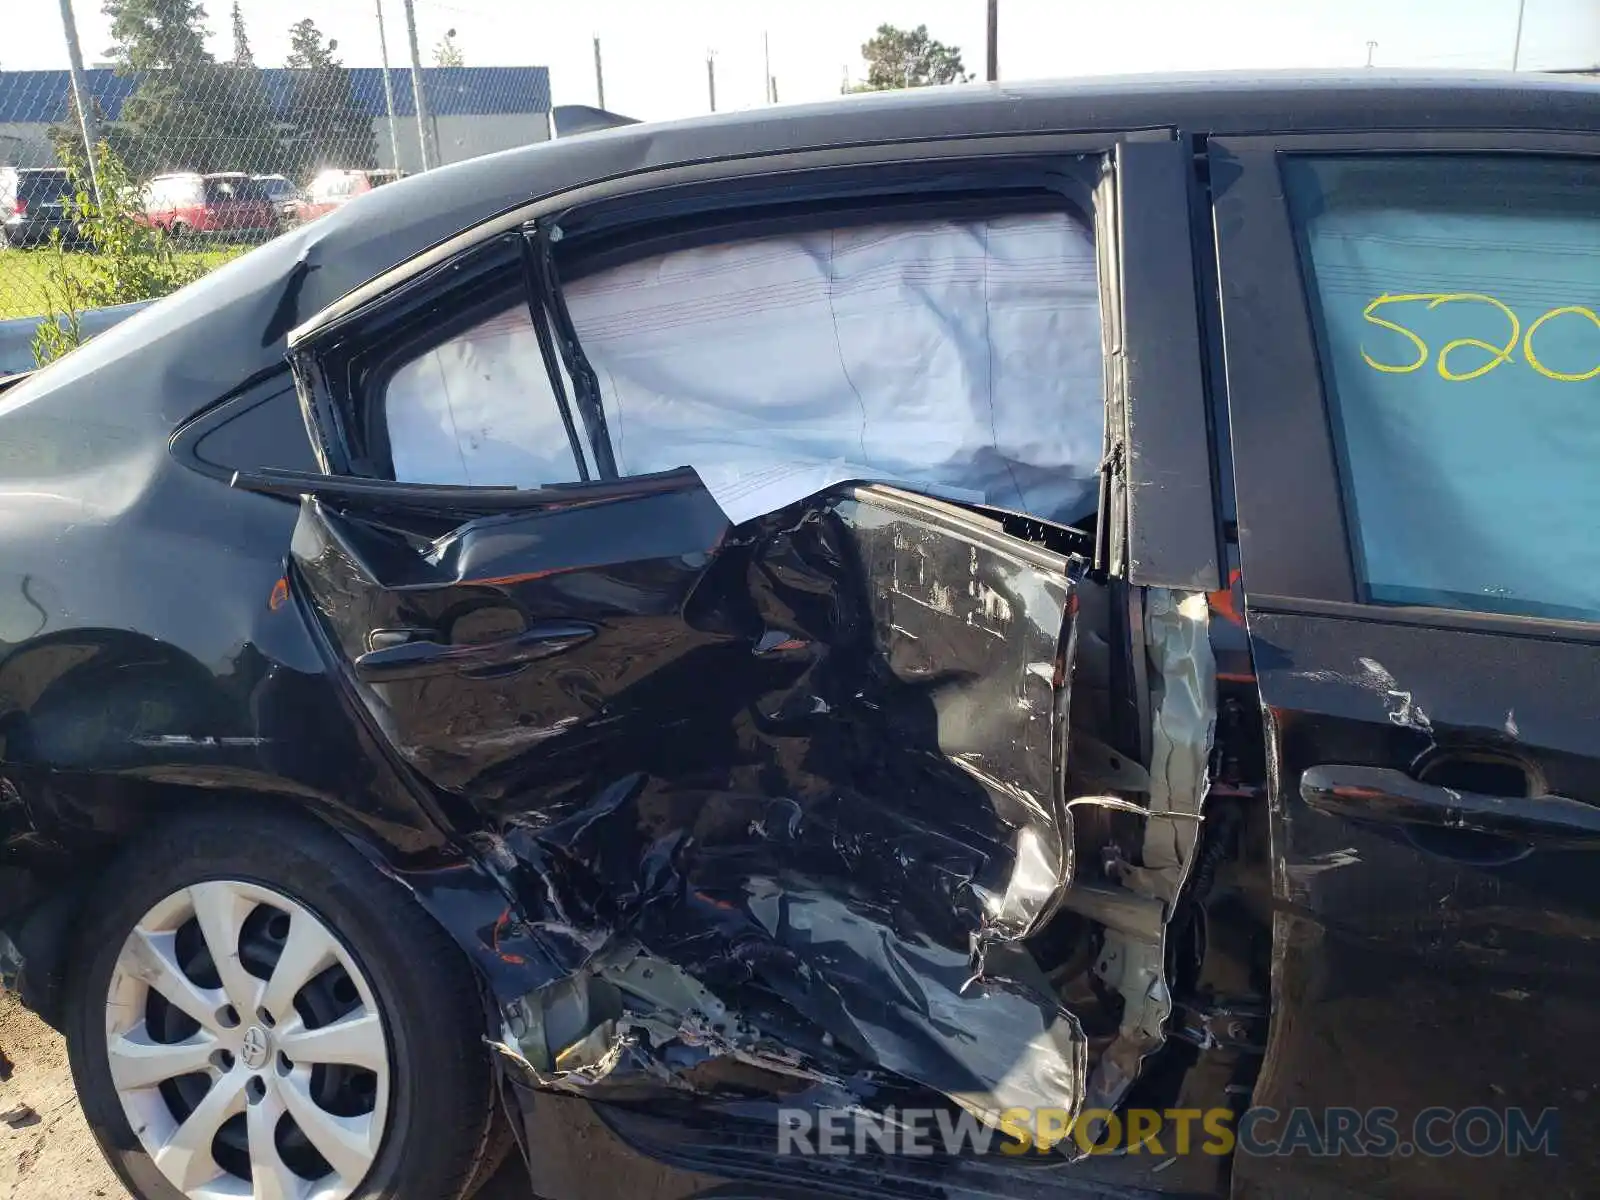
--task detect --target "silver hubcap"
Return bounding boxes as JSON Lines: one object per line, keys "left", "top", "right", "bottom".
{"left": 105, "top": 880, "right": 391, "bottom": 1200}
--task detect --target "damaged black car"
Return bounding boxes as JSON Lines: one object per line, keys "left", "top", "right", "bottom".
{"left": 2, "top": 73, "right": 1598, "bottom": 1200}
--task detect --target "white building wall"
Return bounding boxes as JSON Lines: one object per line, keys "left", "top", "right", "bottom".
{"left": 0, "top": 123, "right": 58, "bottom": 168}
{"left": 372, "top": 113, "right": 550, "bottom": 173}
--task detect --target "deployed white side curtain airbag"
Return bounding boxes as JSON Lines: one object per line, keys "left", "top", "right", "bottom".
{"left": 386, "top": 212, "right": 1105, "bottom": 526}
{"left": 387, "top": 306, "right": 584, "bottom": 489}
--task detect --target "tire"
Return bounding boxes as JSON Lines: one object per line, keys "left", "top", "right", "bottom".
{"left": 170, "top": 220, "right": 190, "bottom": 241}
{"left": 64, "top": 807, "right": 499, "bottom": 1200}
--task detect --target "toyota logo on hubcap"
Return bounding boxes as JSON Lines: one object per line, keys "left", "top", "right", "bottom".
{"left": 241, "top": 1024, "right": 271, "bottom": 1070}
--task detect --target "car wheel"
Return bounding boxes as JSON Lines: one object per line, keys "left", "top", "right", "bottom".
{"left": 169, "top": 221, "right": 190, "bottom": 241}
{"left": 64, "top": 808, "right": 500, "bottom": 1200}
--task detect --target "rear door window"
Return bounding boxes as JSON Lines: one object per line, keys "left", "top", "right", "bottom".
{"left": 1284, "top": 154, "right": 1600, "bottom": 622}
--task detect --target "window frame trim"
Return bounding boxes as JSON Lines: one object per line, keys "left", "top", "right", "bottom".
{"left": 170, "top": 368, "right": 316, "bottom": 485}
{"left": 1112, "top": 138, "right": 1220, "bottom": 591}
{"left": 1211, "top": 129, "right": 1600, "bottom": 633}
{"left": 290, "top": 130, "right": 1171, "bottom": 347}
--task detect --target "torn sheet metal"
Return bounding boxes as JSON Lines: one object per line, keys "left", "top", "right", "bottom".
{"left": 1074, "top": 588, "right": 1217, "bottom": 1127}
{"left": 385, "top": 213, "right": 1104, "bottom": 528}
{"left": 466, "top": 486, "right": 1089, "bottom": 1140}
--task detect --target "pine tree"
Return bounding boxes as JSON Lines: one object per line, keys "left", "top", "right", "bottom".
{"left": 283, "top": 18, "right": 376, "bottom": 175}
{"left": 231, "top": 1, "right": 255, "bottom": 67}
{"left": 102, "top": 0, "right": 280, "bottom": 174}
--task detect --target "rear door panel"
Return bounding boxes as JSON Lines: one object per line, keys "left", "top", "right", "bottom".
{"left": 290, "top": 481, "right": 729, "bottom": 799}
{"left": 279, "top": 128, "right": 1229, "bottom": 1170}
{"left": 292, "top": 482, "right": 1089, "bottom": 1132}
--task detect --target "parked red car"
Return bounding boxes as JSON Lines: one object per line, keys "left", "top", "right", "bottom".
{"left": 295, "top": 168, "right": 403, "bottom": 223}
{"left": 140, "top": 172, "right": 278, "bottom": 237}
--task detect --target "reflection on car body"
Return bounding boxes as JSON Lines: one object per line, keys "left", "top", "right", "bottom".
{"left": 1, "top": 79, "right": 1598, "bottom": 1200}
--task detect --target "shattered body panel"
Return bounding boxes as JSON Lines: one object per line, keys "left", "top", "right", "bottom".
{"left": 298, "top": 483, "right": 1091, "bottom": 1137}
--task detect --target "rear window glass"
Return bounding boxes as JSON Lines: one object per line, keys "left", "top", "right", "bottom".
{"left": 19, "top": 172, "right": 72, "bottom": 202}
{"left": 1285, "top": 154, "right": 1600, "bottom": 623}
{"left": 205, "top": 178, "right": 264, "bottom": 202}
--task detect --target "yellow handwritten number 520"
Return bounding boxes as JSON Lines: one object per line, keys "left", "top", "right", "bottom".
{"left": 1361, "top": 293, "right": 1520, "bottom": 381}
{"left": 1362, "top": 293, "right": 1600, "bottom": 382}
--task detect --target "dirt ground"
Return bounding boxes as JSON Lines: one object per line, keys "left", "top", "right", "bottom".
{"left": 0, "top": 993, "right": 534, "bottom": 1200}
{"left": 0, "top": 992, "right": 125, "bottom": 1199}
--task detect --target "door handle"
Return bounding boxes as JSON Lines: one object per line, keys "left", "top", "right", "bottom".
{"left": 354, "top": 621, "right": 598, "bottom": 681}
{"left": 1300, "top": 764, "right": 1600, "bottom": 846}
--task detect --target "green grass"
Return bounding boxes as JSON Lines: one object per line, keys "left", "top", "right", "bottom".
{"left": 0, "top": 243, "right": 250, "bottom": 320}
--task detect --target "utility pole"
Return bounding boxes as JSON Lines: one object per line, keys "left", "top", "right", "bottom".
{"left": 593, "top": 36, "right": 606, "bottom": 108}
{"left": 1365, "top": 40, "right": 1378, "bottom": 67}
{"left": 401, "top": 0, "right": 435, "bottom": 170}
{"left": 1511, "top": 0, "right": 1527, "bottom": 69}
{"left": 986, "top": 0, "right": 999, "bottom": 82}
{"left": 57, "top": 0, "right": 102, "bottom": 207}
{"left": 707, "top": 50, "right": 717, "bottom": 112}
{"left": 375, "top": 0, "right": 403, "bottom": 171}
{"left": 764, "top": 31, "right": 773, "bottom": 103}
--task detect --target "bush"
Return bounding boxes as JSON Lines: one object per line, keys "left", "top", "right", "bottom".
{"left": 31, "top": 143, "right": 207, "bottom": 367}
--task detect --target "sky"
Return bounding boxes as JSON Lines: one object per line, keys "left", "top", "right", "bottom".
{"left": 4, "top": 0, "right": 1599, "bottom": 122}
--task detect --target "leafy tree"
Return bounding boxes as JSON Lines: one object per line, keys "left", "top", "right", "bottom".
{"left": 853, "top": 23, "right": 971, "bottom": 90}
{"left": 433, "top": 34, "right": 465, "bottom": 68}
{"left": 283, "top": 18, "right": 376, "bottom": 175}
{"left": 104, "top": 0, "right": 210, "bottom": 70}
{"left": 231, "top": 0, "right": 255, "bottom": 67}
{"left": 31, "top": 141, "right": 210, "bottom": 366}
{"left": 101, "top": 0, "right": 279, "bottom": 173}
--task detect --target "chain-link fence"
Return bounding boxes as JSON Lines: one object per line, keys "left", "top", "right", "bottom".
{"left": 0, "top": 0, "right": 550, "bottom": 346}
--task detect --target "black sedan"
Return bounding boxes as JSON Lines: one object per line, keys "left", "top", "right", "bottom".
{"left": 0, "top": 166, "right": 82, "bottom": 248}
{"left": 1, "top": 74, "right": 1596, "bottom": 1200}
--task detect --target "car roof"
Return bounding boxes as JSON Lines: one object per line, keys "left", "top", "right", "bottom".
{"left": 10, "top": 70, "right": 1599, "bottom": 431}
